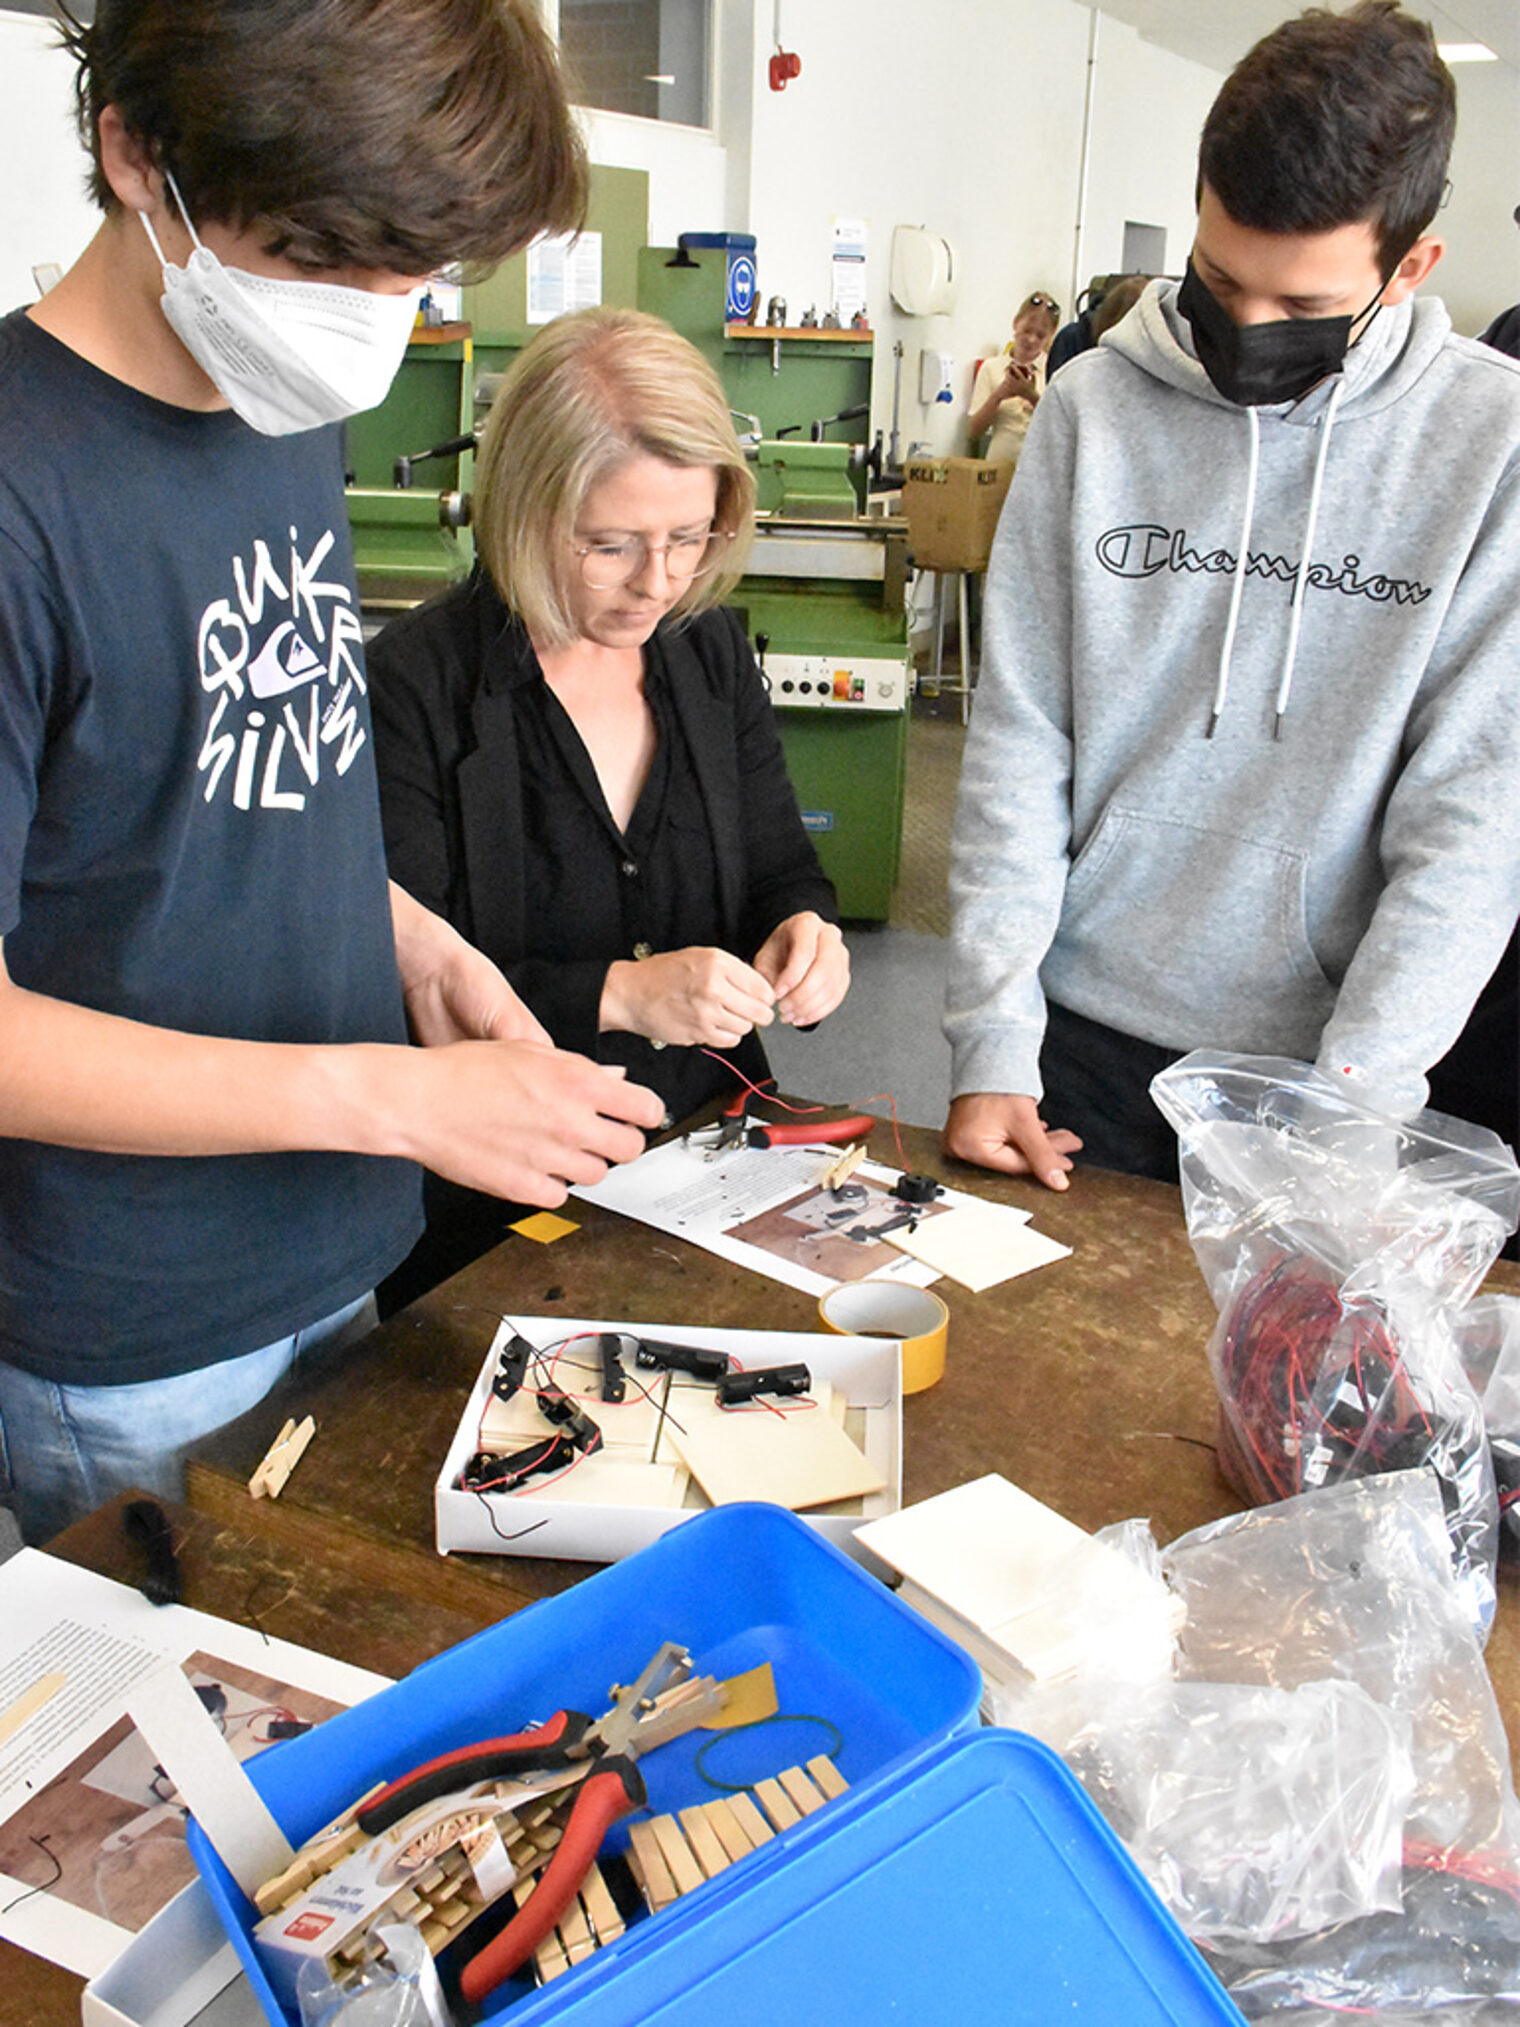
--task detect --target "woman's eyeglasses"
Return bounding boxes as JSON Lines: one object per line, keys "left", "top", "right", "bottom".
{"left": 572, "top": 528, "right": 733, "bottom": 591}
{"left": 1026, "top": 292, "right": 1061, "bottom": 316}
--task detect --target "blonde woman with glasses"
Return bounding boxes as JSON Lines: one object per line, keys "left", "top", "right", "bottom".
{"left": 370, "top": 307, "right": 848, "bottom": 1287}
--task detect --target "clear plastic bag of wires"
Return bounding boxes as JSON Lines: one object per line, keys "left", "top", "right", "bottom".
{"left": 1150, "top": 1052, "right": 1520, "bottom": 1639}
{"left": 1161, "top": 1471, "right": 1520, "bottom": 2022}
{"left": 1458, "top": 1293, "right": 1520, "bottom": 1557}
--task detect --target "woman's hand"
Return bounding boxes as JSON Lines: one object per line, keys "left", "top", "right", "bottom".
{"left": 752, "top": 914, "right": 850, "bottom": 1028}
{"left": 999, "top": 358, "right": 1039, "bottom": 405}
{"left": 601, "top": 948, "right": 777, "bottom": 1048}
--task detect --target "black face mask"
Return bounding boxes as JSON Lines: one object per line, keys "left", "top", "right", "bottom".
{"left": 1178, "top": 260, "right": 1381, "bottom": 407}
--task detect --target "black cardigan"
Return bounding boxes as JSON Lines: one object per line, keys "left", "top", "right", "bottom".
{"left": 368, "top": 571, "right": 837, "bottom": 1084}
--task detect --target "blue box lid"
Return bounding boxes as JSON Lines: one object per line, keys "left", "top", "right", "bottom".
{"left": 512, "top": 1729, "right": 1245, "bottom": 2025}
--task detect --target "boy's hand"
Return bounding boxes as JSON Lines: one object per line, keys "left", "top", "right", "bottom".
{"left": 398, "top": 1040, "right": 664, "bottom": 1208}
{"left": 389, "top": 882, "right": 547, "bottom": 1046}
{"left": 942, "top": 1092, "right": 1082, "bottom": 1191}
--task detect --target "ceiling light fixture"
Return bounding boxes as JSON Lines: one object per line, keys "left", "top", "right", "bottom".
{"left": 1437, "top": 42, "right": 1497, "bottom": 62}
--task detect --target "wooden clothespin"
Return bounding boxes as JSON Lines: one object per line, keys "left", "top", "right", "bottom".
{"left": 823, "top": 1141, "right": 865, "bottom": 1192}
{"left": 248, "top": 1415, "right": 316, "bottom": 1500}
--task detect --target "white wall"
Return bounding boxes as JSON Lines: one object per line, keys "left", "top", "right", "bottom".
{"left": 732, "top": 0, "right": 1219, "bottom": 456}
{"left": 1440, "top": 59, "right": 1520, "bottom": 338}
{"left": 0, "top": 12, "right": 97, "bottom": 312}
{"left": 1081, "top": 15, "right": 1219, "bottom": 286}
{"left": 576, "top": 106, "right": 727, "bottom": 249}
{"left": 3, "top": 1, "right": 1515, "bottom": 379}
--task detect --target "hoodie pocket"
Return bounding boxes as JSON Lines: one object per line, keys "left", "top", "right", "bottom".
{"left": 1054, "top": 804, "right": 1337, "bottom": 1050}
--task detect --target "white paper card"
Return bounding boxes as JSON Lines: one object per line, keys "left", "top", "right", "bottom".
{"left": 886, "top": 1202, "right": 1070, "bottom": 1292}
{"left": 124, "top": 1665, "right": 294, "bottom": 1901}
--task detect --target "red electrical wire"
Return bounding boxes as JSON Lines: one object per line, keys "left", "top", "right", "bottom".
{"left": 1216, "top": 1254, "right": 1434, "bottom": 1506}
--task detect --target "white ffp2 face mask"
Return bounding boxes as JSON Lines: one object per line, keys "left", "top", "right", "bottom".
{"left": 139, "top": 175, "right": 421, "bottom": 436}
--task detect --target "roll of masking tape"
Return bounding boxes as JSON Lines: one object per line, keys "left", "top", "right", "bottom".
{"left": 817, "top": 1281, "right": 949, "bottom": 1394}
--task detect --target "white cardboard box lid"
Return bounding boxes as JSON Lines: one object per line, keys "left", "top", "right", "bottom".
{"left": 435, "top": 1316, "right": 901, "bottom": 1564}
{"left": 81, "top": 1880, "right": 258, "bottom": 2027}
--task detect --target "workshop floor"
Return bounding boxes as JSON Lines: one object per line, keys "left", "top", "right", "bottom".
{"left": 765, "top": 691, "right": 968, "bottom": 1131}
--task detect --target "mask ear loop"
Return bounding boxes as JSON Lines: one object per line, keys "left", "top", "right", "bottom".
{"left": 137, "top": 206, "right": 171, "bottom": 265}
{"left": 162, "top": 168, "right": 207, "bottom": 253}
{"left": 139, "top": 167, "right": 206, "bottom": 267}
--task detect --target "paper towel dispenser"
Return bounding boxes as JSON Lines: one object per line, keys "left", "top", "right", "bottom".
{"left": 889, "top": 226, "right": 957, "bottom": 317}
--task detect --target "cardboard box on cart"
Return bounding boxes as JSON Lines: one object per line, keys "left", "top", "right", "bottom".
{"left": 901, "top": 455, "right": 1013, "bottom": 572}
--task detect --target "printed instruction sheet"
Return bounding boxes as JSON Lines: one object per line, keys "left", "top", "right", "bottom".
{"left": 574, "top": 1139, "right": 954, "bottom": 1297}
{"left": 0, "top": 1550, "right": 385, "bottom": 1980}
{"left": 575, "top": 1135, "right": 1063, "bottom": 1297}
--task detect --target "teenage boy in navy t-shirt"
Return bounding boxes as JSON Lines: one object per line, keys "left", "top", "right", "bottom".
{"left": 0, "top": 0, "right": 663, "bottom": 1543}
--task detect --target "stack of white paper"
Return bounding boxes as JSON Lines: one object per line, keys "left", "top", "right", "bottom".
{"left": 856, "top": 1474, "right": 1180, "bottom": 1691}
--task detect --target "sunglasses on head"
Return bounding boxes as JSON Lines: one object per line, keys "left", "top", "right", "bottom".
{"left": 1026, "top": 293, "right": 1061, "bottom": 315}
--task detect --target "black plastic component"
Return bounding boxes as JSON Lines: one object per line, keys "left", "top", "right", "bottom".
{"left": 633, "top": 1338, "right": 731, "bottom": 1381}
{"left": 491, "top": 1332, "right": 534, "bottom": 1401}
{"left": 461, "top": 1435, "right": 574, "bottom": 1491}
{"left": 717, "top": 1363, "right": 811, "bottom": 1406}
{"left": 535, "top": 1391, "right": 603, "bottom": 1456}
{"left": 599, "top": 1332, "right": 627, "bottom": 1403}
{"left": 892, "top": 1171, "right": 945, "bottom": 1205}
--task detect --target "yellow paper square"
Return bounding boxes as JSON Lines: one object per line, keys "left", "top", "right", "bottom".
{"left": 510, "top": 1211, "right": 580, "bottom": 1244}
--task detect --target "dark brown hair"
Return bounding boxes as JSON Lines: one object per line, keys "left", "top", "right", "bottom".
{"left": 1198, "top": 1, "right": 1454, "bottom": 276}
{"left": 58, "top": 0, "right": 586, "bottom": 273}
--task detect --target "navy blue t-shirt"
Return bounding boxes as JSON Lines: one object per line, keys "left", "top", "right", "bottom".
{"left": 0, "top": 310, "right": 421, "bottom": 1383}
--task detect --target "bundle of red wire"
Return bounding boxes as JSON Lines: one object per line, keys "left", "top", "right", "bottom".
{"left": 1215, "top": 1252, "right": 1439, "bottom": 1508}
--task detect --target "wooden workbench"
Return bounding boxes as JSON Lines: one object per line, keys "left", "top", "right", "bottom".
{"left": 183, "top": 1140, "right": 1241, "bottom": 1614}
{"left": 181, "top": 1125, "right": 1520, "bottom": 1726}
{"left": 178, "top": 1123, "right": 1520, "bottom": 1739}
{"left": 12, "top": 1130, "right": 1520, "bottom": 2020}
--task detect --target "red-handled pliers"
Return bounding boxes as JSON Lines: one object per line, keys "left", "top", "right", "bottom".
{"left": 352, "top": 1642, "right": 702, "bottom": 1999}
{"left": 458, "top": 1754, "right": 645, "bottom": 2003}
{"left": 355, "top": 1707, "right": 595, "bottom": 1834}
{"left": 716, "top": 1092, "right": 876, "bottom": 1152}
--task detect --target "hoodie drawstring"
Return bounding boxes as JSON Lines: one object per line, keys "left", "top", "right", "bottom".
{"left": 1207, "top": 379, "right": 1347, "bottom": 740}
{"left": 1273, "top": 377, "right": 1346, "bottom": 739}
{"left": 1207, "top": 407, "right": 1260, "bottom": 738}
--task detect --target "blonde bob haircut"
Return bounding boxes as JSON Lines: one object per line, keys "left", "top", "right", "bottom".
{"left": 473, "top": 306, "right": 756, "bottom": 649}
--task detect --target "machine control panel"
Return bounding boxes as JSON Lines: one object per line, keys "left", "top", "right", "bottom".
{"left": 760, "top": 652, "right": 910, "bottom": 713}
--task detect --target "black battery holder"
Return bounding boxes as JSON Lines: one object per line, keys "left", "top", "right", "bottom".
{"left": 717, "top": 1363, "right": 811, "bottom": 1407}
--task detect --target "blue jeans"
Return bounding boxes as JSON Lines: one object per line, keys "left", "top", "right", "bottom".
{"left": 0, "top": 1293, "right": 377, "bottom": 1546}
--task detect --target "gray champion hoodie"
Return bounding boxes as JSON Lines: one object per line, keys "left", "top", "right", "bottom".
{"left": 946, "top": 278, "right": 1520, "bottom": 1117}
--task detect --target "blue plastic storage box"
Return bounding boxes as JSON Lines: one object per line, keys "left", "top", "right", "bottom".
{"left": 188, "top": 1501, "right": 981, "bottom": 2026}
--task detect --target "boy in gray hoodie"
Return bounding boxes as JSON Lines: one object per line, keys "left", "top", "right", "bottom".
{"left": 944, "top": 0, "right": 1520, "bottom": 1190}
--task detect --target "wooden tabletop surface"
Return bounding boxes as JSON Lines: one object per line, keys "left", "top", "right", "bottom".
{"left": 12, "top": 1123, "right": 1520, "bottom": 2021}
{"left": 183, "top": 1134, "right": 1242, "bottom": 1613}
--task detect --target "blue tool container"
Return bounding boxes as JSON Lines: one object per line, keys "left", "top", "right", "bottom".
{"left": 188, "top": 1502, "right": 980, "bottom": 2025}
